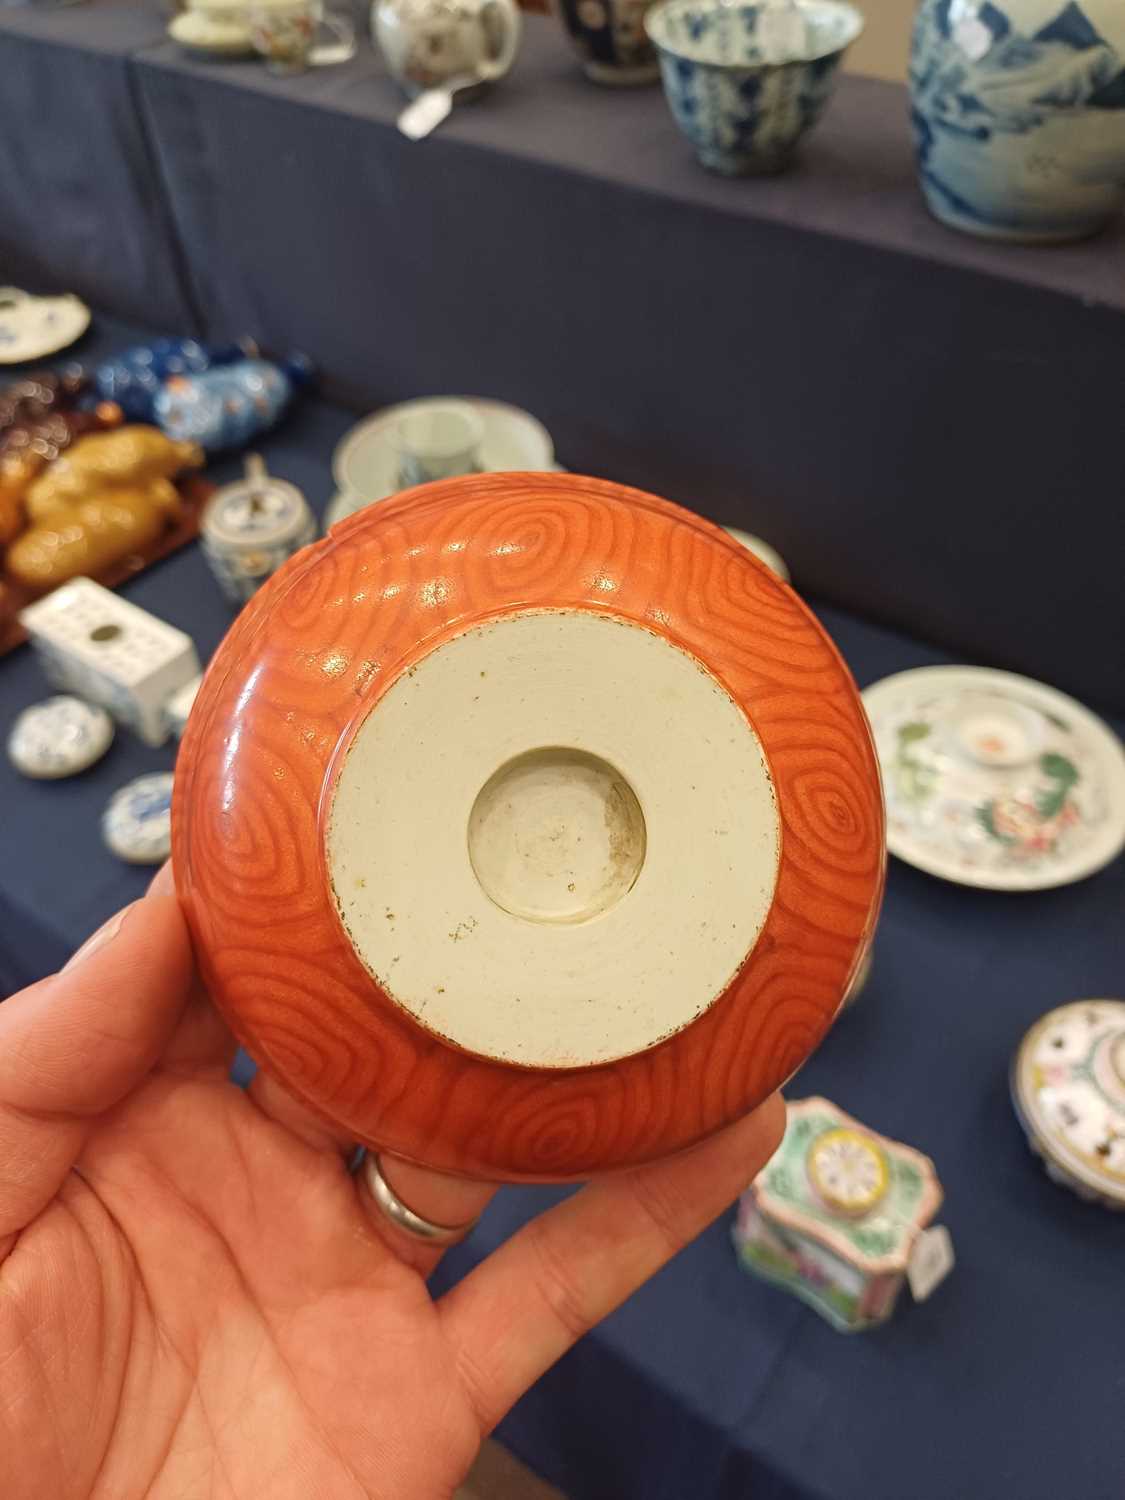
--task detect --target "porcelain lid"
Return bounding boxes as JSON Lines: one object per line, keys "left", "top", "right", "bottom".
{"left": 203, "top": 473, "right": 310, "bottom": 550}
{"left": 103, "top": 773, "right": 175, "bottom": 865}
{"left": 8, "top": 696, "right": 114, "bottom": 780}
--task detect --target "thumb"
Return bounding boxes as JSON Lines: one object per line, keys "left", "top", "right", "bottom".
{"left": 0, "top": 885, "right": 194, "bottom": 1262}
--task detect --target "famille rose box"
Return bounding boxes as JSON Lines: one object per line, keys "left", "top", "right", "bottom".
{"left": 734, "top": 1098, "right": 947, "bottom": 1333}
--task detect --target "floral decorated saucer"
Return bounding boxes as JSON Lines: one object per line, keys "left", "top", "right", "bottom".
{"left": 0, "top": 288, "right": 90, "bottom": 365}
{"left": 862, "top": 666, "right": 1125, "bottom": 891}
{"left": 1012, "top": 999, "right": 1125, "bottom": 1210}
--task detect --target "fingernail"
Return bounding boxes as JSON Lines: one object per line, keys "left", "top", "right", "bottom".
{"left": 62, "top": 905, "right": 131, "bottom": 972}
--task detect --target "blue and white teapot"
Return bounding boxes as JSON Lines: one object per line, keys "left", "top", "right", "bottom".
{"left": 910, "top": 0, "right": 1125, "bottom": 242}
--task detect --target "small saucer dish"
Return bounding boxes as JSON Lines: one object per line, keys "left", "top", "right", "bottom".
{"left": 8, "top": 696, "right": 114, "bottom": 779}
{"left": 0, "top": 289, "right": 90, "bottom": 365}
{"left": 168, "top": 10, "right": 257, "bottom": 55}
{"left": 723, "top": 525, "right": 789, "bottom": 582}
{"left": 103, "top": 772, "right": 175, "bottom": 864}
{"left": 324, "top": 396, "right": 556, "bottom": 529}
{"left": 862, "top": 665, "right": 1125, "bottom": 891}
{"left": 1012, "top": 999, "right": 1125, "bottom": 1210}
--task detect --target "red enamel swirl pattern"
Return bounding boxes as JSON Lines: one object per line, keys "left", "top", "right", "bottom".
{"left": 173, "top": 473, "right": 884, "bottom": 1180}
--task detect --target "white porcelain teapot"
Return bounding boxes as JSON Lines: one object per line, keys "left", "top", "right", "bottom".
{"left": 373, "top": 0, "right": 521, "bottom": 97}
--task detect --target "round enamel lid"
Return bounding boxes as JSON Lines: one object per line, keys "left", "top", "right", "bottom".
{"left": 173, "top": 474, "right": 885, "bottom": 1180}
{"left": 8, "top": 695, "right": 113, "bottom": 779}
{"left": 806, "top": 1126, "right": 889, "bottom": 1216}
{"left": 1012, "top": 999, "right": 1125, "bottom": 1209}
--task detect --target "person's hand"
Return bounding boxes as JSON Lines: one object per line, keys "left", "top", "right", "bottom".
{"left": 1, "top": 868, "right": 784, "bottom": 1500}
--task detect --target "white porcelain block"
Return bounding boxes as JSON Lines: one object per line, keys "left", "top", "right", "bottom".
{"left": 19, "top": 578, "right": 201, "bottom": 747}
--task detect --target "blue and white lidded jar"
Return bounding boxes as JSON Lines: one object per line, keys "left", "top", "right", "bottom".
{"left": 910, "top": 0, "right": 1125, "bottom": 242}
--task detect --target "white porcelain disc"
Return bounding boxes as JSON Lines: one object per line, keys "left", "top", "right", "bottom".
{"left": 723, "top": 526, "right": 790, "bottom": 582}
{"left": 103, "top": 773, "right": 175, "bottom": 865}
{"left": 1012, "top": 999, "right": 1125, "bottom": 1208}
{"left": 8, "top": 695, "right": 113, "bottom": 779}
{"left": 0, "top": 289, "right": 90, "bottom": 364}
{"left": 862, "top": 666, "right": 1125, "bottom": 891}
{"left": 327, "top": 609, "right": 780, "bottom": 1068}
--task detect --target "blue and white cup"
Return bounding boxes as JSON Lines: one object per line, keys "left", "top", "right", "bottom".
{"left": 645, "top": 0, "right": 862, "bottom": 175}
{"left": 394, "top": 400, "right": 484, "bottom": 486}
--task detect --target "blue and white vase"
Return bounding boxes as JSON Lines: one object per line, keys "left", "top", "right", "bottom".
{"left": 910, "top": 0, "right": 1125, "bottom": 242}
{"left": 153, "top": 355, "right": 311, "bottom": 453}
{"left": 93, "top": 338, "right": 252, "bottom": 423}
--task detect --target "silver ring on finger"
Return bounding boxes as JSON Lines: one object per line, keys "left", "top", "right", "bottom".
{"left": 361, "top": 1151, "right": 480, "bottom": 1247}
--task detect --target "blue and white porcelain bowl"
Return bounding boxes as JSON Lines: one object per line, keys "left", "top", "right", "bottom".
{"left": 645, "top": 0, "right": 862, "bottom": 175}
{"left": 910, "top": 0, "right": 1125, "bottom": 243}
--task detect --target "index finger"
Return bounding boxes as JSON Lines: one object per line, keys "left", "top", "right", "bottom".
{"left": 438, "top": 1092, "right": 785, "bottom": 1435}
{"left": 0, "top": 885, "right": 195, "bottom": 1263}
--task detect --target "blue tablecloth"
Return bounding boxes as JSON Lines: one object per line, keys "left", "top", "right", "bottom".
{"left": 2, "top": 315, "right": 1123, "bottom": 1500}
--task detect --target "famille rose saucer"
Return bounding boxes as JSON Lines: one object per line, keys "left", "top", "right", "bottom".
{"left": 1012, "top": 999, "right": 1125, "bottom": 1210}
{"left": 862, "top": 666, "right": 1125, "bottom": 891}
{"left": 0, "top": 288, "right": 90, "bottom": 365}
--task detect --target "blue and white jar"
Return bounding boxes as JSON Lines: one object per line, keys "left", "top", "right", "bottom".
{"left": 910, "top": 0, "right": 1125, "bottom": 242}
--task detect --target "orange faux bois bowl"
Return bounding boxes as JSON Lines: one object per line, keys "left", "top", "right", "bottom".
{"left": 173, "top": 472, "right": 884, "bottom": 1181}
